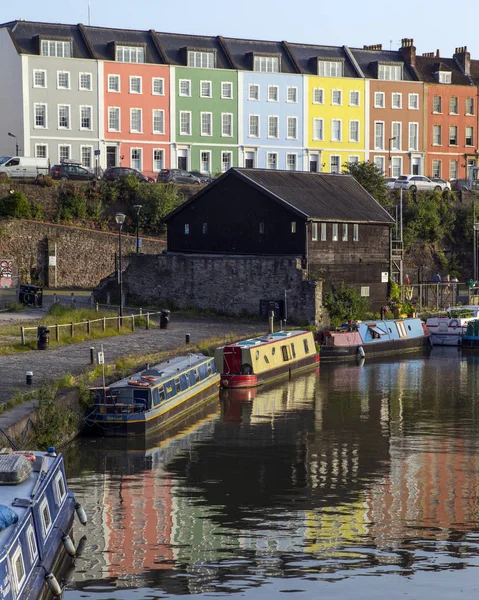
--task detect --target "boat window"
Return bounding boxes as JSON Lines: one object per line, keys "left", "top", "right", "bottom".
{"left": 12, "top": 546, "right": 26, "bottom": 592}
{"left": 282, "top": 345, "right": 291, "bottom": 361}
{"left": 271, "top": 347, "right": 276, "bottom": 355}
{"left": 159, "top": 387, "right": 165, "bottom": 403}
{"left": 396, "top": 321, "right": 408, "bottom": 338}
{"left": 408, "top": 325, "right": 411, "bottom": 331}
{"left": 27, "top": 524, "right": 38, "bottom": 561}
{"left": 207, "top": 362, "right": 212, "bottom": 375}
{"left": 291, "top": 343, "right": 296, "bottom": 358}
{"left": 174, "top": 377, "right": 181, "bottom": 393}
{"left": 303, "top": 338, "right": 310, "bottom": 353}
{"left": 40, "top": 498, "right": 52, "bottom": 538}
{"left": 264, "top": 355, "right": 270, "bottom": 364}
{"left": 54, "top": 472, "right": 66, "bottom": 505}
{"left": 255, "top": 350, "right": 260, "bottom": 360}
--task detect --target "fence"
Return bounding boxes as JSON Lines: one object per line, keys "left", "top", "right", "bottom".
{"left": 399, "top": 282, "right": 475, "bottom": 311}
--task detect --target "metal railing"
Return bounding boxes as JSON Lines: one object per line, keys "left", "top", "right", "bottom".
{"left": 399, "top": 282, "right": 474, "bottom": 311}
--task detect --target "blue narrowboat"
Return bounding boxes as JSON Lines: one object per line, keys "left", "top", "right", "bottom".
{"left": 86, "top": 354, "right": 220, "bottom": 436}
{"left": 461, "top": 319, "right": 479, "bottom": 349}
{"left": 318, "top": 318, "right": 431, "bottom": 361}
{"left": 0, "top": 448, "right": 86, "bottom": 600}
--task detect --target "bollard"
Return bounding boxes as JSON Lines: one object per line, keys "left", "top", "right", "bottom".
{"left": 96, "top": 302, "right": 99, "bottom": 313}
{"left": 146, "top": 312, "right": 150, "bottom": 330}
{"left": 186, "top": 333, "right": 190, "bottom": 344}
{"left": 20, "top": 327, "right": 25, "bottom": 346}
{"left": 90, "top": 347, "right": 95, "bottom": 365}
{"left": 26, "top": 371, "right": 33, "bottom": 386}
{"left": 131, "top": 315, "right": 135, "bottom": 332}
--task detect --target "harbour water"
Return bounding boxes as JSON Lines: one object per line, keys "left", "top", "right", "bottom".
{"left": 63, "top": 347, "right": 479, "bottom": 599}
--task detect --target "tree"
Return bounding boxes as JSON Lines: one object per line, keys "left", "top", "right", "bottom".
{"left": 324, "top": 282, "right": 370, "bottom": 326}
{"left": 342, "top": 160, "right": 389, "bottom": 206}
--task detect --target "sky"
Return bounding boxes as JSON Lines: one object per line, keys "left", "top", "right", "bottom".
{"left": 2, "top": 0, "right": 479, "bottom": 58}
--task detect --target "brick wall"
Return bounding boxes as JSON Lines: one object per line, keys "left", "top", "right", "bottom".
{"left": 0, "top": 219, "right": 165, "bottom": 288}
{"left": 116, "top": 253, "right": 323, "bottom": 325}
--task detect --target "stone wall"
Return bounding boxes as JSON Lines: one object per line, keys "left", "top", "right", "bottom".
{"left": 117, "top": 253, "right": 323, "bottom": 325}
{"left": 0, "top": 218, "right": 165, "bottom": 288}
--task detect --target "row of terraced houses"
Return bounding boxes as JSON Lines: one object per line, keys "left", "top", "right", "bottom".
{"left": 1, "top": 21, "right": 479, "bottom": 180}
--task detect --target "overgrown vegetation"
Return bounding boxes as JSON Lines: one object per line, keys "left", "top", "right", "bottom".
{"left": 324, "top": 282, "right": 370, "bottom": 326}
{"left": 343, "top": 160, "right": 389, "bottom": 205}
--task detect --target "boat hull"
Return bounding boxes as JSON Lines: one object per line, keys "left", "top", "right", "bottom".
{"left": 461, "top": 337, "right": 479, "bottom": 349}
{"left": 320, "top": 335, "right": 431, "bottom": 361}
{"left": 430, "top": 333, "right": 463, "bottom": 346}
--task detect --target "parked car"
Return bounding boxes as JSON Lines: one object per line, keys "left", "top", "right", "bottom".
{"left": 394, "top": 175, "right": 444, "bottom": 192}
{"left": 385, "top": 177, "right": 397, "bottom": 190}
{"left": 189, "top": 171, "right": 212, "bottom": 184}
{"left": 450, "top": 179, "right": 472, "bottom": 192}
{"left": 103, "top": 167, "right": 153, "bottom": 183}
{"left": 430, "top": 177, "right": 451, "bottom": 190}
{"left": 0, "top": 156, "right": 49, "bottom": 179}
{"left": 50, "top": 163, "right": 97, "bottom": 181}
{"left": 157, "top": 169, "right": 202, "bottom": 184}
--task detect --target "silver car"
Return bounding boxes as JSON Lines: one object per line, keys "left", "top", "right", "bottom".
{"left": 394, "top": 175, "right": 444, "bottom": 192}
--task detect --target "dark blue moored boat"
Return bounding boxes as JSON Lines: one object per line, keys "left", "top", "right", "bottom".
{"left": 0, "top": 447, "right": 86, "bottom": 600}
{"left": 87, "top": 354, "right": 220, "bottom": 436}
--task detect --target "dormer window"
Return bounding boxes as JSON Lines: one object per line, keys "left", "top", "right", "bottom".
{"left": 187, "top": 50, "right": 215, "bottom": 69}
{"left": 253, "top": 55, "right": 279, "bottom": 73}
{"left": 378, "top": 64, "right": 402, "bottom": 81}
{"left": 116, "top": 46, "right": 145, "bottom": 63}
{"left": 436, "top": 70, "right": 452, "bottom": 84}
{"left": 317, "top": 60, "right": 343, "bottom": 77}
{"left": 41, "top": 40, "right": 71, "bottom": 58}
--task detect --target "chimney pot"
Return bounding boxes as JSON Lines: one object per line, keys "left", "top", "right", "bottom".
{"left": 436, "top": 49, "right": 440, "bottom": 57}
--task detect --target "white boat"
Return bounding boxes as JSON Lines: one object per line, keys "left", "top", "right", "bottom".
{"left": 426, "top": 306, "right": 479, "bottom": 346}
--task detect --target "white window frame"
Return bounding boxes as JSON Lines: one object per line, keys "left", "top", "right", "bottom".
{"left": 449, "top": 124, "right": 458, "bottom": 146}
{"left": 391, "top": 122, "right": 401, "bottom": 150}
{"left": 56, "top": 70, "right": 70, "bottom": 90}
{"left": 433, "top": 96, "right": 442, "bottom": 114}
{"left": 409, "top": 122, "right": 419, "bottom": 151}
{"left": 116, "top": 45, "right": 145, "bottom": 63}
{"left": 153, "top": 148, "right": 164, "bottom": 171}
{"left": 40, "top": 497, "right": 52, "bottom": 539}
{"left": 80, "top": 145, "right": 93, "bottom": 169}
{"left": 378, "top": 64, "right": 402, "bottom": 81}
{"left": 361, "top": 286, "right": 371, "bottom": 297}
{"left": 187, "top": 50, "right": 215, "bottom": 69}
{"left": 374, "top": 155, "right": 385, "bottom": 174}
{"left": 313, "top": 118, "right": 324, "bottom": 141}
{"left": 79, "top": 72, "right": 92, "bottom": 91}
{"left": 466, "top": 126, "right": 474, "bottom": 146}
{"left": 349, "top": 120, "right": 360, "bottom": 143}
{"left": 221, "top": 113, "right": 233, "bottom": 137}
{"left": 27, "top": 524, "right": 38, "bottom": 561}
{"left": 287, "top": 116, "right": 297, "bottom": 140}
{"left": 129, "top": 76, "right": 142, "bottom": 94}
{"left": 53, "top": 471, "right": 67, "bottom": 505}
{"left": 153, "top": 109, "right": 165, "bottom": 134}
{"left": 374, "top": 92, "right": 385, "bottom": 108}
{"left": 200, "top": 149, "right": 212, "bottom": 173}
{"left": 466, "top": 97, "right": 475, "bottom": 116}
{"left": 331, "top": 119, "right": 342, "bottom": 142}
{"left": 221, "top": 151, "right": 233, "bottom": 172}
{"left": 130, "top": 147, "right": 143, "bottom": 170}
{"left": 286, "top": 153, "right": 297, "bottom": 171}
{"left": 321, "top": 222, "right": 327, "bottom": 241}
{"left": 318, "top": 60, "right": 343, "bottom": 77}
{"left": 432, "top": 159, "right": 441, "bottom": 178}
{"left": 391, "top": 156, "right": 402, "bottom": 178}
{"left": 179, "top": 79, "right": 191, "bottom": 97}
{"left": 34, "top": 103, "right": 47, "bottom": 129}
{"left": 449, "top": 96, "right": 459, "bottom": 115}
{"left": 248, "top": 83, "right": 260, "bottom": 101}
{"left": 342, "top": 223, "right": 348, "bottom": 242}
{"left": 287, "top": 86, "right": 298, "bottom": 103}
{"left": 332, "top": 223, "right": 339, "bottom": 241}
{"left": 152, "top": 77, "right": 165, "bottom": 95}
{"left": 221, "top": 81, "right": 233, "bottom": 99}
{"left": 108, "top": 74, "right": 120, "bottom": 92}
{"left": 312, "top": 222, "right": 318, "bottom": 241}
{"left": 57, "top": 104, "right": 71, "bottom": 130}
{"left": 254, "top": 55, "right": 279, "bottom": 73}
{"left": 266, "top": 152, "right": 278, "bottom": 169}
{"left": 408, "top": 93, "right": 419, "bottom": 110}
{"left": 433, "top": 124, "right": 442, "bottom": 145}
{"left": 391, "top": 92, "right": 402, "bottom": 109}
{"left": 11, "top": 546, "right": 26, "bottom": 594}
{"left": 130, "top": 107, "right": 142, "bottom": 133}
{"left": 108, "top": 107, "right": 120, "bottom": 132}
{"left": 437, "top": 71, "right": 452, "bottom": 84}
{"left": 313, "top": 88, "right": 324, "bottom": 104}
{"left": 349, "top": 155, "right": 360, "bottom": 164}
{"left": 330, "top": 155, "right": 341, "bottom": 174}
{"left": 353, "top": 224, "right": 359, "bottom": 241}
{"left": 33, "top": 69, "right": 46, "bottom": 88}
{"left": 349, "top": 90, "right": 360, "bottom": 106}
{"left": 58, "top": 144, "right": 71, "bottom": 163}
{"left": 200, "top": 80, "right": 212, "bottom": 98}
{"left": 80, "top": 105, "right": 93, "bottom": 131}
{"left": 268, "top": 85, "right": 279, "bottom": 102}
{"left": 200, "top": 111, "right": 213, "bottom": 136}
{"left": 268, "top": 115, "right": 279, "bottom": 139}
{"left": 374, "top": 121, "right": 385, "bottom": 150}
{"left": 449, "top": 160, "right": 458, "bottom": 180}
{"left": 35, "top": 144, "right": 48, "bottom": 159}
{"left": 331, "top": 89, "right": 342, "bottom": 106}
{"left": 249, "top": 114, "right": 260, "bottom": 138}
{"left": 41, "top": 39, "right": 71, "bottom": 58}
{"left": 179, "top": 111, "right": 192, "bottom": 136}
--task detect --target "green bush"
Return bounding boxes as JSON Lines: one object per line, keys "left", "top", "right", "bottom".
{"left": 324, "top": 282, "right": 370, "bottom": 327}
{"left": 0, "top": 191, "right": 32, "bottom": 218}
{"left": 56, "top": 183, "right": 87, "bottom": 220}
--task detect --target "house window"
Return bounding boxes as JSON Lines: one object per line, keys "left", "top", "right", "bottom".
{"left": 248, "top": 84, "right": 259, "bottom": 100}
{"left": 268, "top": 85, "right": 279, "bottom": 102}
{"left": 201, "top": 112, "right": 212, "bottom": 136}
{"left": 59, "top": 146, "right": 70, "bottom": 162}
{"left": 267, "top": 152, "right": 277, "bottom": 169}
{"left": 108, "top": 107, "right": 120, "bottom": 132}
{"left": 449, "top": 125, "right": 458, "bottom": 145}
{"left": 40, "top": 498, "right": 52, "bottom": 537}
{"left": 221, "top": 151, "right": 232, "bottom": 172}
{"left": 391, "top": 92, "right": 402, "bottom": 109}
{"left": 27, "top": 525, "right": 38, "bottom": 561}
{"left": 12, "top": 547, "right": 26, "bottom": 593}
{"left": 392, "top": 122, "right": 401, "bottom": 149}
{"left": 466, "top": 97, "right": 475, "bottom": 115}
{"left": 287, "top": 116, "right": 297, "bottom": 139}
{"left": 152, "top": 78, "right": 164, "bottom": 95}
{"left": 253, "top": 56, "right": 279, "bottom": 72}
{"left": 349, "top": 120, "right": 359, "bottom": 142}
{"left": 200, "top": 80, "right": 212, "bottom": 98}
{"left": 179, "top": 111, "right": 191, "bottom": 135}
{"left": 313, "top": 118, "right": 323, "bottom": 140}
{"left": 378, "top": 64, "right": 402, "bottom": 80}
{"left": 202, "top": 223, "right": 208, "bottom": 234}
{"left": 450, "top": 160, "right": 458, "bottom": 179}
{"left": 130, "top": 108, "right": 142, "bottom": 133}
{"left": 153, "top": 109, "right": 164, "bottom": 134}
{"left": 108, "top": 74, "right": 120, "bottom": 92}
{"left": 331, "top": 119, "right": 341, "bottom": 142}
{"left": 466, "top": 126, "right": 474, "bottom": 146}
{"left": 291, "top": 221, "right": 297, "bottom": 233}
{"left": 58, "top": 105, "right": 70, "bottom": 129}
{"left": 179, "top": 80, "right": 191, "bottom": 97}
{"left": 375, "top": 122, "right": 384, "bottom": 149}
{"left": 349, "top": 90, "right": 360, "bottom": 106}
{"left": 81, "top": 146, "right": 92, "bottom": 168}
{"left": 35, "top": 144, "right": 47, "bottom": 159}
{"left": 432, "top": 159, "right": 441, "bottom": 177}
{"left": 33, "top": 70, "right": 46, "bottom": 88}
{"left": 361, "top": 286, "right": 370, "bottom": 297}
{"left": 433, "top": 96, "right": 442, "bottom": 113}
{"left": 437, "top": 71, "right": 452, "bottom": 84}
{"left": 287, "top": 86, "right": 298, "bottom": 103}
{"left": 342, "top": 223, "right": 348, "bottom": 241}
{"left": 408, "top": 93, "right": 419, "bottom": 110}
{"left": 80, "top": 106, "right": 92, "bottom": 130}
{"left": 374, "top": 155, "right": 385, "bottom": 174}
{"left": 321, "top": 222, "right": 327, "bottom": 241}
{"left": 200, "top": 150, "right": 211, "bottom": 173}
{"left": 131, "top": 148, "right": 142, "bottom": 170}
{"left": 318, "top": 60, "right": 343, "bottom": 77}
{"left": 374, "top": 92, "right": 385, "bottom": 108}
{"left": 332, "top": 223, "right": 339, "bottom": 241}
{"left": 249, "top": 114, "right": 259, "bottom": 137}
{"left": 222, "top": 113, "right": 233, "bottom": 137}
{"left": 268, "top": 115, "right": 279, "bottom": 138}
{"left": 153, "top": 149, "right": 164, "bottom": 171}
{"left": 409, "top": 123, "right": 418, "bottom": 151}
{"left": 41, "top": 40, "right": 71, "bottom": 57}
{"left": 433, "top": 125, "right": 442, "bottom": 145}
{"left": 353, "top": 224, "right": 359, "bottom": 241}
{"left": 449, "top": 96, "right": 458, "bottom": 114}
{"left": 391, "top": 156, "right": 402, "bottom": 177}
{"left": 349, "top": 155, "right": 360, "bottom": 164}
{"left": 286, "top": 154, "right": 297, "bottom": 171}
{"left": 330, "top": 155, "right": 341, "bottom": 173}
{"left": 57, "top": 71, "right": 70, "bottom": 89}
{"left": 79, "top": 73, "right": 92, "bottom": 91}
{"left": 312, "top": 222, "right": 318, "bottom": 241}
{"left": 34, "top": 104, "right": 47, "bottom": 128}
{"left": 116, "top": 45, "right": 145, "bottom": 63}
{"left": 313, "top": 88, "right": 324, "bottom": 104}
{"left": 130, "top": 76, "right": 142, "bottom": 94}
{"left": 221, "top": 82, "right": 233, "bottom": 99}
{"left": 332, "top": 89, "right": 342, "bottom": 105}
{"left": 187, "top": 50, "right": 215, "bottom": 68}
{"left": 184, "top": 224, "right": 190, "bottom": 234}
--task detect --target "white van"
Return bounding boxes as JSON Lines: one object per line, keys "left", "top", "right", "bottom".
{"left": 0, "top": 156, "right": 49, "bottom": 179}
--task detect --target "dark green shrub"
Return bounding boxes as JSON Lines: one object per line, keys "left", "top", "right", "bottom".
{"left": 324, "top": 282, "right": 370, "bottom": 326}
{"left": 56, "top": 183, "right": 87, "bottom": 219}
{"left": 0, "top": 191, "right": 32, "bottom": 218}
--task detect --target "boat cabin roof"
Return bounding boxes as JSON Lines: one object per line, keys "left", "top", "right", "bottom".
{"left": 446, "top": 305, "right": 479, "bottom": 315}
{"left": 227, "top": 330, "right": 311, "bottom": 349}
{"left": 111, "top": 353, "right": 213, "bottom": 390}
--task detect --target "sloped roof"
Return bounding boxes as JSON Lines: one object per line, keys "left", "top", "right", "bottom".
{"left": 221, "top": 37, "right": 300, "bottom": 73}
{"left": 415, "top": 55, "right": 473, "bottom": 85}
{"left": 155, "top": 32, "right": 234, "bottom": 69}
{"left": 165, "top": 169, "right": 395, "bottom": 224}
{"left": 288, "top": 43, "right": 360, "bottom": 77}
{"left": 349, "top": 47, "right": 418, "bottom": 81}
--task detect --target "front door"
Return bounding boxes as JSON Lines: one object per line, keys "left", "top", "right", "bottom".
{"left": 467, "top": 159, "right": 476, "bottom": 179}
{"left": 412, "top": 157, "right": 421, "bottom": 175}
{"left": 245, "top": 152, "right": 254, "bottom": 169}
{"left": 106, "top": 146, "right": 117, "bottom": 168}
{"left": 177, "top": 149, "right": 188, "bottom": 170}
{"left": 309, "top": 153, "right": 319, "bottom": 172}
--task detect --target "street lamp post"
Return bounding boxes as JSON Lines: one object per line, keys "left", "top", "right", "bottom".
{"left": 7, "top": 133, "right": 18, "bottom": 156}
{"left": 115, "top": 212, "right": 126, "bottom": 323}
{"left": 133, "top": 204, "right": 142, "bottom": 254}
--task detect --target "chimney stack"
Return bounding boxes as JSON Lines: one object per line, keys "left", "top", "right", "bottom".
{"left": 436, "top": 49, "right": 440, "bottom": 58}
{"left": 400, "top": 38, "right": 416, "bottom": 66}
{"left": 363, "top": 44, "right": 382, "bottom": 51}
{"left": 454, "top": 46, "right": 470, "bottom": 75}
{"left": 422, "top": 52, "right": 435, "bottom": 58}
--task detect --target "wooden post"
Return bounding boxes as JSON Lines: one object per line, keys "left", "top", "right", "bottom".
{"left": 70, "top": 322, "right": 74, "bottom": 337}
{"left": 131, "top": 315, "right": 135, "bottom": 331}
{"left": 140, "top": 307, "right": 143, "bottom": 316}
{"left": 117, "top": 316, "right": 121, "bottom": 331}
{"left": 146, "top": 312, "right": 150, "bottom": 330}
{"left": 87, "top": 320, "right": 91, "bottom": 335}
{"left": 20, "top": 327, "right": 25, "bottom": 346}
{"left": 56, "top": 324, "right": 59, "bottom": 342}
{"left": 102, "top": 317, "right": 106, "bottom": 332}
{"left": 96, "top": 302, "right": 99, "bottom": 313}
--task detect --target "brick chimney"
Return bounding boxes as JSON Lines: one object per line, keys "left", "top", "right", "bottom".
{"left": 400, "top": 38, "right": 416, "bottom": 66}
{"left": 363, "top": 44, "right": 382, "bottom": 51}
{"left": 454, "top": 46, "right": 470, "bottom": 75}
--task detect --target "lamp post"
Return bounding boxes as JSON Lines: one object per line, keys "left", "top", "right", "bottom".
{"left": 7, "top": 133, "right": 18, "bottom": 156}
{"left": 388, "top": 136, "right": 397, "bottom": 175}
{"left": 115, "top": 212, "right": 126, "bottom": 323}
{"left": 133, "top": 204, "right": 142, "bottom": 254}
